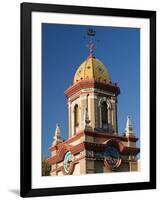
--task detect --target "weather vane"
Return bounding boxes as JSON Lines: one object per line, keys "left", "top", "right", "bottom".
{"left": 86, "top": 28, "right": 96, "bottom": 55}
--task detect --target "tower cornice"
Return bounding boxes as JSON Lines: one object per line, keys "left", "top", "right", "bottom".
{"left": 64, "top": 79, "right": 120, "bottom": 98}
{"left": 49, "top": 129, "right": 138, "bottom": 153}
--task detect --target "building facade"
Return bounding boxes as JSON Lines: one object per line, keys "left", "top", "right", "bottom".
{"left": 47, "top": 32, "right": 140, "bottom": 175}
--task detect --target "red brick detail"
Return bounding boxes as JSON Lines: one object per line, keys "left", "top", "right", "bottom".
{"left": 47, "top": 156, "right": 57, "bottom": 165}
{"left": 63, "top": 131, "right": 84, "bottom": 145}
{"left": 48, "top": 143, "right": 61, "bottom": 152}
{"left": 73, "top": 155, "right": 85, "bottom": 164}
{"left": 56, "top": 144, "right": 71, "bottom": 161}
{"left": 47, "top": 142, "right": 85, "bottom": 165}
{"left": 49, "top": 131, "right": 84, "bottom": 152}
{"left": 71, "top": 143, "right": 85, "bottom": 154}
{"left": 64, "top": 79, "right": 120, "bottom": 98}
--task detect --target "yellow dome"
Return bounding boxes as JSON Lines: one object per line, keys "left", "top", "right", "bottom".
{"left": 73, "top": 55, "right": 111, "bottom": 84}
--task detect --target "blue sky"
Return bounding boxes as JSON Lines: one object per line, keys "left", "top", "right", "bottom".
{"left": 42, "top": 23, "right": 140, "bottom": 158}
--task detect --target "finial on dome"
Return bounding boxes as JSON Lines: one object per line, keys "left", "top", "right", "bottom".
{"left": 52, "top": 123, "right": 63, "bottom": 146}
{"left": 86, "top": 28, "right": 96, "bottom": 56}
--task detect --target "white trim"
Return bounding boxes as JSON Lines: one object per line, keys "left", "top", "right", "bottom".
{"left": 32, "top": 12, "right": 150, "bottom": 189}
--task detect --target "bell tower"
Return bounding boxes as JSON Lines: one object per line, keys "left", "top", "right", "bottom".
{"left": 65, "top": 29, "right": 120, "bottom": 138}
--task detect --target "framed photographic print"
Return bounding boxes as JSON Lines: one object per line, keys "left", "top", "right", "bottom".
{"left": 20, "top": 2, "right": 156, "bottom": 198}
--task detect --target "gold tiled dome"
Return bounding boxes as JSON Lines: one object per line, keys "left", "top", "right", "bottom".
{"left": 73, "top": 55, "right": 111, "bottom": 84}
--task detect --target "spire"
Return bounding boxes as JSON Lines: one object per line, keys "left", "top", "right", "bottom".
{"left": 86, "top": 28, "right": 96, "bottom": 56}
{"left": 52, "top": 124, "right": 63, "bottom": 146}
{"left": 124, "top": 116, "right": 134, "bottom": 137}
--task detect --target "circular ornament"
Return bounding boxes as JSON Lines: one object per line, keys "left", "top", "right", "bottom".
{"left": 63, "top": 151, "right": 74, "bottom": 174}
{"left": 104, "top": 146, "right": 121, "bottom": 170}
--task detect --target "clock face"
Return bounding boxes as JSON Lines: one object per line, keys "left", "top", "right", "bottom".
{"left": 63, "top": 151, "right": 74, "bottom": 174}
{"left": 104, "top": 146, "right": 121, "bottom": 169}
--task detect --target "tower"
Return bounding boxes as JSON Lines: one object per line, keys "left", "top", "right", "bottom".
{"left": 65, "top": 53, "right": 120, "bottom": 137}
{"left": 47, "top": 29, "right": 140, "bottom": 175}
{"left": 65, "top": 29, "right": 119, "bottom": 137}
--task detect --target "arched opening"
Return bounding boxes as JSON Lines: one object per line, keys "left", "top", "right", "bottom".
{"left": 101, "top": 101, "right": 108, "bottom": 130}
{"left": 74, "top": 104, "right": 79, "bottom": 127}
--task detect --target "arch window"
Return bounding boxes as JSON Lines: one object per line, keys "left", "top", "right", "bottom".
{"left": 74, "top": 104, "right": 79, "bottom": 127}
{"left": 101, "top": 101, "right": 108, "bottom": 130}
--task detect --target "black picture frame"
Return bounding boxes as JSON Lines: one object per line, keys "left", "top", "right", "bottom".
{"left": 20, "top": 2, "right": 156, "bottom": 198}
